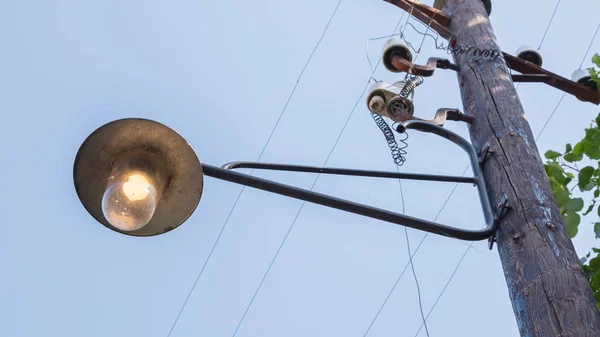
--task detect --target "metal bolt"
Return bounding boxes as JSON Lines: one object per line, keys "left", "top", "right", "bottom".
{"left": 546, "top": 222, "right": 555, "bottom": 229}
{"left": 513, "top": 231, "right": 522, "bottom": 241}
{"left": 510, "top": 131, "right": 517, "bottom": 136}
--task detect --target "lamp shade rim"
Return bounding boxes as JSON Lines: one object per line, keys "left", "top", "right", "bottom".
{"left": 73, "top": 118, "right": 203, "bottom": 237}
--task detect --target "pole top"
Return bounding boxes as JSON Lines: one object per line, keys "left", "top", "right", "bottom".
{"left": 433, "top": 0, "right": 491, "bottom": 16}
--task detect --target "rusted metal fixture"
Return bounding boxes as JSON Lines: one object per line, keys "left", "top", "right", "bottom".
{"left": 390, "top": 55, "right": 459, "bottom": 76}
{"left": 382, "top": 37, "right": 413, "bottom": 73}
{"left": 386, "top": 0, "right": 450, "bottom": 26}
{"left": 385, "top": 0, "right": 453, "bottom": 39}
{"left": 398, "top": 108, "right": 473, "bottom": 126}
{"left": 505, "top": 53, "right": 600, "bottom": 105}
{"left": 381, "top": 0, "right": 599, "bottom": 105}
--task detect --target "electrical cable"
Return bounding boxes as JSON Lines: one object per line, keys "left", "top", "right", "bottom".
{"left": 537, "top": 0, "right": 561, "bottom": 51}
{"left": 413, "top": 241, "right": 472, "bottom": 336}
{"left": 362, "top": 165, "right": 469, "bottom": 336}
{"left": 398, "top": 170, "right": 430, "bottom": 337}
{"left": 580, "top": 22, "right": 600, "bottom": 69}
{"left": 363, "top": 7, "right": 431, "bottom": 334}
{"left": 364, "top": 8, "right": 460, "bottom": 335}
{"left": 231, "top": 79, "right": 378, "bottom": 337}
{"left": 402, "top": 21, "right": 503, "bottom": 62}
{"left": 164, "top": 1, "right": 343, "bottom": 335}
{"left": 536, "top": 93, "right": 566, "bottom": 141}
{"left": 517, "top": 0, "right": 562, "bottom": 90}
{"left": 230, "top": 16, "right": 408, "bottom": 336}
{"left": 371, "top": 114, "right": 409, "bottom": 166}
{"left": 536, "top": 21, "right": 599, "bottom": 142}
{"left": 366, "top": 11, "right": 407, "bottom": 73}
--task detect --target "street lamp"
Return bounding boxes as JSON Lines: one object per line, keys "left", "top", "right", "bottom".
{"left": 73, "top": 118, "right": 204, "bottom": 236}
{"left": 73, "top": 117, "right": 500, "bottom": 242}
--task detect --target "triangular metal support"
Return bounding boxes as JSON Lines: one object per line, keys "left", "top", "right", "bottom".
{"left": 202, "top": 120, "right": 496, "bottom": 241}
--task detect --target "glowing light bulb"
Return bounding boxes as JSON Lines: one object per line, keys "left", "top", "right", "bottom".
{"left": 99, "top": 150, "right": 168, "bottom": 232}
{"left": 123, "top": 174, "right": 151, "bottom": 201}
{"left": 102, "top": 172, "right": 159, "bottom": 231}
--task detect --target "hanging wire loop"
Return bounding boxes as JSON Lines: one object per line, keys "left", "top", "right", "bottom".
{"left": 206, "top": 121, "right": 496, "bottom": 241}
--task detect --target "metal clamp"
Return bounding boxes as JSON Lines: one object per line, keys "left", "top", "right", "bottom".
{"left": 488, "top": 194, "right": 510, "bottom": 250}
{"left": 202, "top": 120, "right": 496, "bottom": 241}
{"left": 391, "top": 107, "right": 473, "bottom": 126}
{"left": 391, "top": 56, "right": 460, "bottom": 77}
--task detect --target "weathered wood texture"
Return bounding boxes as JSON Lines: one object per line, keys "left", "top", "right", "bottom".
{"left": 437, "top": 0, "right": 600, "bottom": 335}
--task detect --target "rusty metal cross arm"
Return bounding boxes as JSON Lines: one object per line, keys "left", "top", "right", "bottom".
{"left": 382, "top": 0, "right": 599, "bottom": 105}
{"left": 504, "top": 53, "right": 600, "bottom": 105}
{"left": 384, "top": 0, "right": 453, "bottom": 39}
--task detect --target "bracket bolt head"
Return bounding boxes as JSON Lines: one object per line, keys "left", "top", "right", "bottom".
{"left": 513, "top": 231, "right": 522, "bottom": 241}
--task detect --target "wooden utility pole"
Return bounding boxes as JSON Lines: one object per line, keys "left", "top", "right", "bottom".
{"left": 429, "top": 0, "right": 600, "bottom": 335}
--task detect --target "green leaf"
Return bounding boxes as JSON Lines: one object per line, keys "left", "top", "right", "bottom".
{"left": 566, "top": 198, "right": 585, "bottom": 212}
{"left": 565, "top": 212, "right": 581, "bottom": 238}
{"left": 591, "top": 253, "right": 600, "bottom": 269}
{"left": 584, "top": 141, "right": 600, "bottom": 160}
{"left": 595, "top": 189, "right": 600, "bottom": 198}
{"left": 584, "top": 181, "right": 597, "bottom": 191}
{"left": 565, "top": 176, "right": 574, "bottom": 186}
{"left": 574, "top": 142, "right": 585, "bottom": 155}
{"left": 596, "top": 112, "right": 600, "bottom": 127}
{"left": 564, "top": 152, "right": 583, "bottom": 162}
{"left": 586, "top": 128, "right": 600, "bottom": 145}
{"left": 545, "top": 150, "right": 562, "bottom": 160}
{"left": 566, "top": 143, "right": 573, "bottom": 152}
{"left": 547, "top": 162, "right": 570, "bottom": 185}
{"left": 555, "top": 187, "right": 570, "bottom": 207}
{"left": 547, "top": 165, "right": 567, "bottom": 185}
{"left": 595, "top": 223, "right": 600, "bottom": 240}
{"left": 579, "top": 166, "right": 595, "bottom": 191}
{"left": 584, "top": 203, "right": 596, "bottom": 216}
{"left": 593, "top": 54, "right": 600, "bottom": 68}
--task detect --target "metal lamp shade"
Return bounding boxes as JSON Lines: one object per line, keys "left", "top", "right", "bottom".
{"left": 73, "top": 118, "right": 204, "bottom": 236}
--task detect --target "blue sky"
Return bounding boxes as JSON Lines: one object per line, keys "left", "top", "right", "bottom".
{"left": 1, "top": 0, "right": 599, "bottom": 336}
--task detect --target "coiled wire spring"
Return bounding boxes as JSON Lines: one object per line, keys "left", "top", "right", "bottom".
{"left": 405, "top": 22, "right": 503, "bottom": 62}
{"left": 371, "top": 75, "right": 423, "bottom": 166}
{"left": 371, "top": 113, "right": 409, "bottom": 166}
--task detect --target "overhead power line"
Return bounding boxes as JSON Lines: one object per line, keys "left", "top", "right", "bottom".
{"left": 164, "top": 2, "right": 344, "bottom": 336}
{"left": 536, "top": 21, "right": 599, "bottom": 142}
{"left": 230, "top": 15, "right": 409, "bottom": 336}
